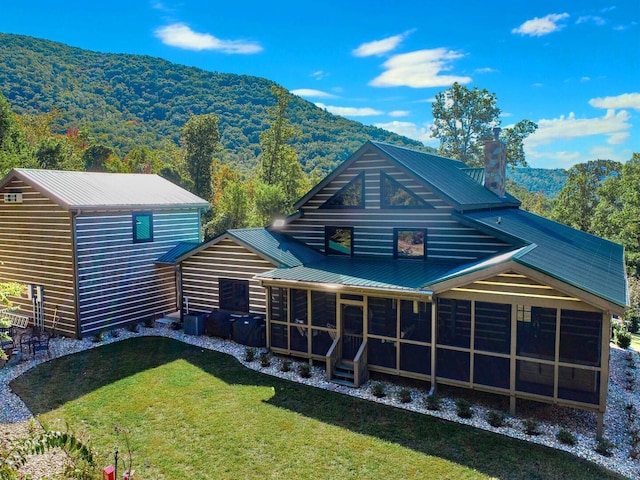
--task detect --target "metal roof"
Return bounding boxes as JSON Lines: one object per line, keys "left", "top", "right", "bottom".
{"left": 257, "top": 256, "right": 455, "bottom": 292}
{"left": 176, "top": 228, "right": 324, "bottom": 268}
{"left": 458, "top": 209, "right": 628, "bottom": 308}
{"left": 156, "top": 241, "right": 201, "bottom": 265}
{"left": 1, "top": 168, "right": 210, "bottom": 210}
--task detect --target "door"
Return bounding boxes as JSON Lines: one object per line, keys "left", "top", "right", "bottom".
{"left": 341, "top": 304, "right": 363, "bottom": 360}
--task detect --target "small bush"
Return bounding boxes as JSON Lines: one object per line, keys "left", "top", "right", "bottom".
{"left": 91, "top": 331, "right": 105, "bottom": 343}
{"left": 556, "top": 428, "right": 577, "bottom": 446}
{"left": 595, "top": 437, "right": 615, "bottom": 457}
{"left": 523, "top": 419, "right": 540, "bottom": 435}
{"left": 259, "top": 353, "right": 271, "bottom": 367}
{"left": 170, "top": 321, "right": 182, "bottom": 330}
{"left": 244, "top": 347, "right": 256, "bottom": 362}
{"left": 424, "top": 394, "right": 441, "bottom": 411}
{"left": 455, "top": 399, "right": 473, "bottom": 419}
{"left": 109, "top": 329, "right": 120, "bottom": 339}
{"left": 280, "top": 359, "right": 292, "bottom": 372}
{"left": 298, "top": 362, "right": 312, "bottom": 378}
{"left": 371, "top": 382, "right": 386, "bottom": 398}
{"left": 144, "top": 317, "right": 155, "bottom": 328}
{"left": 616, "top": 329, "right": 632, "bottom": 349}
{"left": 397, "top": 388, "right": 412, "bottom": 404}
{"left": 486, "top": 410, "right": 506, "bottom": 428}
{"left": 126, "top": 323, "right": 139, "bottom": 333}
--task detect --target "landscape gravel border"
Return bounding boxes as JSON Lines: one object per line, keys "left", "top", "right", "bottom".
{"left": 1, "top": 324, "right": 639, "bottom": 479}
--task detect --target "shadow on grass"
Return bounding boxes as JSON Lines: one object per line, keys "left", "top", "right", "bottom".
{"left": 10, "top": 336, "right": 624, "bottom": 480}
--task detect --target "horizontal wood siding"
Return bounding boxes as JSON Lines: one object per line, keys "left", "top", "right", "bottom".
{"left": 75, "top": 209, "right": 200, "bottom": 335}
{"left": 283, "top": 151, "right": 511, "bottom": 261}
{"left": 0, "top": 178, "right": 77, "bottom": 336}
{"left": 181, "top": 238, "right": 275, "bottom": 314}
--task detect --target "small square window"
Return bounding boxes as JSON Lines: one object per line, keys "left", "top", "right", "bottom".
{"left": 394, "top": 229, "right": 426, "bottom": 259}
{"left": 133, "top": 212, "right": 153, "bottom": 243}
{"left": 325, "top": 226, "right": 353, "bottom": 256}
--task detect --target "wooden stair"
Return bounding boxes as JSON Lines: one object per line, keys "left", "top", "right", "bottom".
{"left": 331, "top": 361, "right": 356, "bottom": 387}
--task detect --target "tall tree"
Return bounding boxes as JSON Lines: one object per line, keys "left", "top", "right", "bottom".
{"left": 0, "top": 91, "right": 32, "bottom": 175}
{"left": 592, "top": 153, "right": 640, "bottom": 275}
{"left": 181, "top": 113, "right": 220, "bottom": 201}
{"left": 430, "top": 82, "right": 536, "bottom": 167}
{"left": 257, "top": 86, "right": 306, "bottom": 214}
{"left": 551, "top": 159, "right": 622, "bottom": 233}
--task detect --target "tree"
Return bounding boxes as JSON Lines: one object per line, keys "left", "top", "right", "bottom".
{"left": 181, "top": 113, "right": 220, "bottom": 201}
{"left": 257, "top": 86, "right": 306, "bottom": 212}
{"left": 0, "top": 282, "right": 26, "bottom": 360}
{"left": 82, "top": 144, "right": 116, "bottom": 172}
{"left": 204, "top": 180, "right": 250, "bottom": 239}
{"left": 252, "top": 182, "right": 289, "bottom": 227}
{"left": 0, "top": 91, "right": 32, "bottom": 176}
{"left": 430, "top": 82, "right": 536, "bottom": 167}
{"left": 551, "top": 159, "right": 622, "bottom": 233}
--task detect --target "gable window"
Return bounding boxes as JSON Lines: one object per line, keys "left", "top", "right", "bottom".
{"left": 219, "top": 278, "right": 249, "bottom": 312}
{"left": 325, "top": 226, "right": 353, "bottom": 256}
{"left": 381, "top": 173, "right": 431, "bottom": 208}
{"left": 394, "top": 229, "right": 426, "bottom": 259}
{"left": 133, "top": 212, "right": 153, "bottom": 243}
{"left": 321, "top": 172, "right": 364, "bottom": 209}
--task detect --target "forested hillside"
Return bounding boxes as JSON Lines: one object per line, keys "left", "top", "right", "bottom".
{"left": 507, "top": 168, "right": 567, "bottom": 199}
{"left": 0, "top": 33, "right": 427, "bottom": 175}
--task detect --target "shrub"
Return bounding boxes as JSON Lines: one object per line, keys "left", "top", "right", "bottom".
{"left": 556, "top": 428, "right": 577, "bottom": 446}
{"left": 371, "top": 382, "right": 386, "bottom": 398}
{"left": 109, "top": 329, "right": 120, "bottom": 338}
{"left": 486, "top": 410, "right": 506, "bottom": 428}
{"left": 595, "top": 437, "right": 615, "bottom": 457}
{"left": 244, "top": 347, "right": 256, "bottom": 362}
{"left": 523, "top": 419, "right": 540, "bottom": 435}
{"left": 298, "top": 362, "right": 312, "bottom": 378}
{"left": 616, "top": 329, "right": 632, "bottom": 349}
{"left": 424, "top": 393, "right": 441, "bottom": 411}
{"left": 397, "top": 388, "right": 412, "bottom": 404}
{"left": 127, "top": 323, "right": 139, "bottom": 333}
{"left": 455, "top": 399, "right": 473, "bottom": 419}
{"left": 259, "top": 353, "right": 271, "bottom": 367}
{"left": 144, "top": 317, "right": 155, "bottom": 328}
{"left": 280, "top": 359, "right": 292, "bottom": 372}
{"left": 90, "top": 331, "right": 105, "bottom": 343}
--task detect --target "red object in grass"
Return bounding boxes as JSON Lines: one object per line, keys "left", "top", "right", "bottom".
{"left": 102, "top": 466, "right": 115, "bottom": 480}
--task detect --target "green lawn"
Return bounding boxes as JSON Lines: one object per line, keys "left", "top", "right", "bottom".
{"left": 10, "top": 337, "right": 623, "bottom": 480}
{"left": 631, "top": 332, "right": 640, "bottom": 352}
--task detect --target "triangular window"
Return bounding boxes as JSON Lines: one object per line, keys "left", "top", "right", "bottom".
{"left": 381, "top": 173, "right": 432, "bottom": 209}
{"left": 320, "top": 172, "right": 364, "bottom": 209}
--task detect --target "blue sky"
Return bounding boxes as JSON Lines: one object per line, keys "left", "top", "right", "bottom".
{"left": 1, "top": 1, "right": 638, "bottom": 169}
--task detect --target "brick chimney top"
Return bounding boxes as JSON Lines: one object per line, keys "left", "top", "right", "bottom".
{"left": 483, "top": 129, "right": 506, "bottom": 197}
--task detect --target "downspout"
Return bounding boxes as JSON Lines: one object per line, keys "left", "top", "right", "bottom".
{"left": 70, "top": 209, "right": 82, "bottom": 338}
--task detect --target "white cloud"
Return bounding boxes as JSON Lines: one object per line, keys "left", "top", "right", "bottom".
{"left": 475, "top": 67, "right": 498, "bottom": 74}
{"left": 315, "top": 103, "right": 383, "bottom": 117}
{"left": 369, "top": 48, "right": 471, "bottom": 88}
{"left": 576, "top": 15, "right": 606, "bottom": 26}
{"left": 312, "top": 70, "right": 328, "bottom": 80}
{"left": 589, "top": 93, "right": 640, "bottom": 111}
{"left": 512, "top": 13, "right": 570, "bottom": 37}
{"left": 291, "top": 89, "right": 337, "bottom": 99}
{"left": 154, "top": 23, "right": 262, "bottom": 53}
{"left": 374, "top": 121, "right": 437, "bottom": 145}
{"left": 352, "top": 30, "right": 413, "bottom": 57}
{"left": 524, "top": 109, "right": 631, "bottom": 148}
{"left": 389, "top": 110, "right": 411, "bottom": 117}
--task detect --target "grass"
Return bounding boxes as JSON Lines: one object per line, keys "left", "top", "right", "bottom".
{"left": 630, "top": 332, "right": 640, "bottom": 352}
{"left": 10, "top": 337, "right": 624, "bottom": 480}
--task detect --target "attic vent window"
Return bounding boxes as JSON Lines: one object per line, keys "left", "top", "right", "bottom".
{"left": 133, "top": 212, "right": 153, "bottom": 243}
{"left": 3, "top": 192, "right": 23, "bottom": 203}
{"left": 320, "top": 172, "right": 364, "bottom": 209}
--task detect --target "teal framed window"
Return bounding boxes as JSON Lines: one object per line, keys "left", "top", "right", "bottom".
{"left": 133, "top": 212, "right": 153, "bottom": 243}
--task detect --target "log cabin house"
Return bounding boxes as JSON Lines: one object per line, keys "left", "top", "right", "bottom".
{"left": 176, "top": 137, "right": 627, "bottom": 436}
{"left": 0, "top": 168, "right": 209, "bottom": 337}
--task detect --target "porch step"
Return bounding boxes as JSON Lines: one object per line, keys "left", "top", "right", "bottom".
{"left": 332, "top": 361, "right": 355, "bottom": 386}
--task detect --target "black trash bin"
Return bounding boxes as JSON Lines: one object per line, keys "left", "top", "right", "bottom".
{"left": 183, "top": 312, "right": 207, "bottom": 336}
{"left": 205, "top": 310, "right": 233, "bottom": 339}
{"left": 232, "top": 315, "right": 266, "bottom": 347}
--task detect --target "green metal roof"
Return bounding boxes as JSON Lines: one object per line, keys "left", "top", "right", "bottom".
{"left": 458, "top": 209, "right": 628, "bottom": 308}
{"left": 257, "top": 256, "right": 454, "bottom": 292}
{"left": 175, "top": 228, "right": 324, "bottom": 268}
{"left": 156, "top": 241, "right": 200, "bottom": 265}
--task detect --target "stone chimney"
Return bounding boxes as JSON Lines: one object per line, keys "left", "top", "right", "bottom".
{"left": 483, "top": 127, "right": 506, "bottom": 197}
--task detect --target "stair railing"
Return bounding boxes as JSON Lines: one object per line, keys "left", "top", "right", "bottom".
{"left": 325, "top": 335, "right": 341, "bottom": 381}
{"left": 353, "top": 339, "right": 368, "bottom": 387}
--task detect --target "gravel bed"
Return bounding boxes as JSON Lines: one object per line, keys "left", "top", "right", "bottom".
{"left": 1, "top": 325, "right": 639, "bottom": 479}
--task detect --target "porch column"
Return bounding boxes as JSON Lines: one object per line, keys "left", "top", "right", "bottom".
{"left": 430, "top": 298, "right": 437, "bottom": 392}
{"left": 597, "top": 312, "right": 611, "bottom": 439}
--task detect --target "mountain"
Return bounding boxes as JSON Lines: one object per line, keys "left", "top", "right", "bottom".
{"left": 507, "top": 167, "right": 567, "bottom": 199}
{"left": 0, "top": 33, "right": 431, "bottom": 175}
